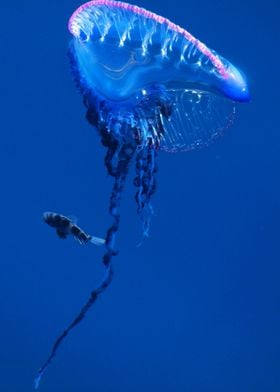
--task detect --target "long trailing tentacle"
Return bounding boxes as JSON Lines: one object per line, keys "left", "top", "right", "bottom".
{"left": 34, "top": 264, "right": 114, "bottom": 389}
{"left": 34, "top": 143, "right": 133, "bottom": 389}
{"left": 134, "top": 145, "right": 158, "bottom": 239}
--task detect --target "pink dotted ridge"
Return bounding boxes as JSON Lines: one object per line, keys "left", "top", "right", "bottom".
{"left": 68, "top": 0, "right": 228, "bottom": 78}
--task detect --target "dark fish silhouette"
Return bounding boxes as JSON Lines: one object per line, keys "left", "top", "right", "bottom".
{"left": 43, "top": 212, "right": 105, "bottom": 246}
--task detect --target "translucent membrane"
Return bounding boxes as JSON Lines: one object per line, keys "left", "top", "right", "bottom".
{"left": 159, "top": 89, "right": 236, "bottom": 152}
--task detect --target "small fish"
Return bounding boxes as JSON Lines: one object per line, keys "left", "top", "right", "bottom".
{"left": 43, "top": 212, "right": 105, "bottom": 246}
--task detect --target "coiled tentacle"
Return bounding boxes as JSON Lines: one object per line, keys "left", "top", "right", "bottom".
{"left": 34, "top": 141, "right": 134, "bottom": 389}
{"left": 35, "top": 72, "right": 166, "bottom": 388}
{"left": 134, "top": 146, "right": 158, "bottom": 238}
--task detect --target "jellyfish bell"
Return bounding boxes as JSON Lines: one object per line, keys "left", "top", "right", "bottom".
{"left": 68, "top": 0, "right": 250, "bottom": 102}
{"left": 68, "top": 0, "right": 249, "bottom": 151}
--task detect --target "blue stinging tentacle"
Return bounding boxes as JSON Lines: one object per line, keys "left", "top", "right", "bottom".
{"left": 34, "top": 146, "right": 133, "bottom": 389}
{"left": 34, "top": 263, "right": 114, "bottom": 389}
{"left": 134, "top": 146, "right": 158, "bottom": 238}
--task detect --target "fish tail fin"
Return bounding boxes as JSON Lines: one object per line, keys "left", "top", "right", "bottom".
{"left": 89, "top": 236, "right": 105, "bottom": 246}
{"left": 34, "top": 369, "right": 44, "bottom": 389}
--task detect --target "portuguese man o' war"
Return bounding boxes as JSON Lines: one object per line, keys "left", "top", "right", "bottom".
{"left": 34, "top": 0, "right": 250, "bottom": 388}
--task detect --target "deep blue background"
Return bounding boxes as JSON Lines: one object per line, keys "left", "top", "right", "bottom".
{"left": 1, "top": 1, "right": 279, "bottom": 391}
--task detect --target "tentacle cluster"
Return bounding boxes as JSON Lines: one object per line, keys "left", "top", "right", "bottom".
{"left": 134, "top": 146, "right": 158, "bottom": 237}
{"left": 35, "top": 50, "right": 173, "bottom": 389}
{"left": 82, "top": 84, "right": 172, "bottom": 238}
{"left": 35, "top": 114, "right": 134, "bottom": 390}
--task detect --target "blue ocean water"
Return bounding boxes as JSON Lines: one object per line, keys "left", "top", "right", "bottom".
{"left": 0, "top": 0, "right": 279, "bottom": 391}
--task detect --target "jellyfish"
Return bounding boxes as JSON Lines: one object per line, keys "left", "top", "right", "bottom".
{"left": 34, "top": 1, "right": 250, "bottom": 388}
